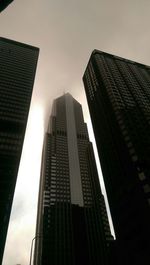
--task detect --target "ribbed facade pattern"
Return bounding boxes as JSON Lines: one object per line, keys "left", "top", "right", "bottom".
{"left": 34, "top": 94, "right": 113, "bottom": 265}
{"left": 0, "top": 37, "right": 39, "bottom": 263}
{"left": 83, "top": 50, "right": 150, "bottom": 265}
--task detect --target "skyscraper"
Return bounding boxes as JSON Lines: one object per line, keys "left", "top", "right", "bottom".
{"left": 83, "top": 50, "right": 150, "bottom": 265}
{"left": 34, "top": 93, "right": 113, "bottom": 265}
{"left": 0, "top": 37, "right": 39, "bottom": 263}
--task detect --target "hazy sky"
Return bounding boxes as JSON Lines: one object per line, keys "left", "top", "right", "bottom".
{"left": 0, "top": 0, "right": 150, "bottom": 264}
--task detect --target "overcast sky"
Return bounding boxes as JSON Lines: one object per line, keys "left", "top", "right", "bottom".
{"left": 0, "top": 0, "right": 150, "bottom": 264}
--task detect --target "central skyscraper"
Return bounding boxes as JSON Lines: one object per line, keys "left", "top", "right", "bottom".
{"left": 34, "top": 93, "right": 113, "bottom": 265}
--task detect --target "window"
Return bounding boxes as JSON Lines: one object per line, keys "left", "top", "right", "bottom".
{"left": 127, "top": 142, "right": 133, "bottom": 148}
{"left": 138, "top": 172, "right": 146, "bottom": 181}
{"left": 129, "top": 148, "right": 135, "bottom": 155}
{"left": 131, "top": 155, "right": 138, "bottom": 162}
{"left": 124, "top": 135, "right": 130, "bottom": 142}
{"left": 143, "top": 184, "right": 150, "bottom": 193}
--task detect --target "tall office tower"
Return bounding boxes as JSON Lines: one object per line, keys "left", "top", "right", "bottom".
{"left": 34, "top": 93, "right": 113, "bottom": 265}
{"left": 0, "top": 37, "right": 39, "bottom": 263}
{"left": 83, "top": 50, "right": 150, "bottom": 265}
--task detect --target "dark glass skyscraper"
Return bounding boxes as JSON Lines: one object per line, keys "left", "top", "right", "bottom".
{"left": 0, "top": 37, "right": 39, "bottom": 263}
{"left": 83, "top": 50, "right": 150, "bottom": 265}
{"left": 34, "top": 93, "right": 113, "bottom": 265}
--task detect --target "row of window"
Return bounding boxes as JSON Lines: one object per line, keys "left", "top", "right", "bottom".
{"left": 0, "top": 101, "right": 27, "bottom": 112}
{"left": 0, "top": 110, "right": 26, "bottom": 119}
{"left": 0, "top": 79, "right": 32, "bottom": 91}
{"left": 0, "top": 132, "right": 21, "bottom": 139}
{"left": 0, "top": 93, "right": 29, "bottom": 106}
{"left": 0, "top": 138, "right": 21, "bottom": 145}
{"left": 0, "top": 114, "right": 24, "bottom": 123}
{"left": 0, "top": 144, "right": 20, "bottom": 151}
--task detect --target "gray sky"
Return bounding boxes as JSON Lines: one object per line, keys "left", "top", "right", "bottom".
{"left": 0, "top": 0, "right": 150, "bottom": 264}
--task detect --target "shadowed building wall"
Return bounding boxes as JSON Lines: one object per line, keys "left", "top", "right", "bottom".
{"left": 83, "top": 50, "right": 150, "bottom": 265}
{"left": 0, "top": 37, "right": 39, "bottom": 263}
{"left": 34, "top": 93, "right": 113, "bottom": 265}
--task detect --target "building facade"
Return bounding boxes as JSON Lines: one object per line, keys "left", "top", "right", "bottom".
{"left": 83, "top": 50, "right": 150, "bottom": 265}
{"left": 0, "top": 37, "right": 39, "bottom": 263}
{"left": 34, "top": 93, "right": 113, "bottom": 265}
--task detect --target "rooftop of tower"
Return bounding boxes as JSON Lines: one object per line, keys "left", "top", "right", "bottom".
{"left": 84, "top": 49, "right": 150, "bottom": 72}
{"left": 0, "top": 37, "right": 39, "bottom": 51}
